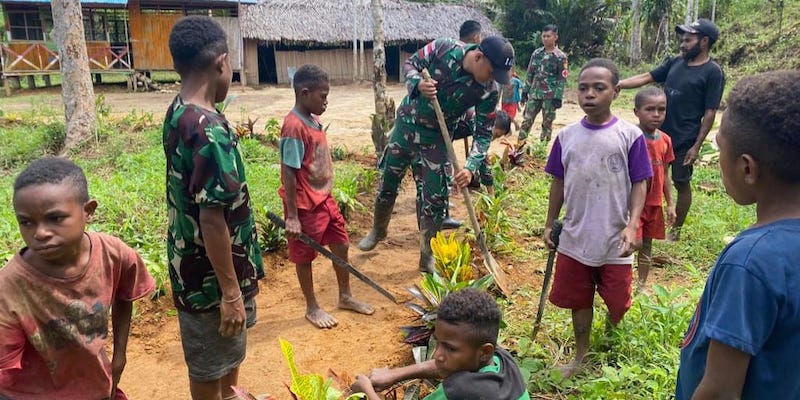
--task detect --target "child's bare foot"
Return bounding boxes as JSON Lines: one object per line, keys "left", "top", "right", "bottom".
{"left": 306, "top": 307, "right": 338, "bottom": 329}
{"left": 338, "top": 295, "right": 375, "bottom": 315}
{"left": 557, "top": 360, "right": 582, "bottom": 379}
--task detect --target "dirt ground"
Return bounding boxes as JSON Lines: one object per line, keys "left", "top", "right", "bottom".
{"left": 3, "top": 82, "right": 637, "bottom": 399}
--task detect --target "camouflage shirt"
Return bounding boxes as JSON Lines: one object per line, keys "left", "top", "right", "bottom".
{"left": 399, "top": 38, "right": 500, "bottom": 172}
{"left": 523, "top": 46, "right": 568, "bottom": 100}
{"left": 163, "top": 96, "right": 264, "bottom": 313}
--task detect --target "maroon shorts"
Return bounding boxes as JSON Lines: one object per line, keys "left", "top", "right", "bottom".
{"left": 502, "top": 102, "right": 518, "bottom": 120}
{"left": 285, "top": 195, "right": 349, "bottom": 264}
{"left": 548, "top": 253, "right": 633, "bottom": 324}
{"left": 637, "top": 205, "right": 666, "bottom": 240}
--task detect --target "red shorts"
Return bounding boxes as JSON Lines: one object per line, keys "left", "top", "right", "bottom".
{"left": 502, "top": 102, "right": 518, "bottom": 120}
{"left": 285, "top": 195, "right": 349, "bottom": 264}
{"left": 637, "top": 205, "right": 666, "bottom": 240}
{"left": 548, "top": 253, "right": 632, "bottom": 324}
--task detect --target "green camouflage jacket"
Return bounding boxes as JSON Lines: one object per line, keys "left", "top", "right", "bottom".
{"left": 163, "top": 96, "right": 264, "bottom": 312}
{"left": 523, "top": 46, "right": 568, "bottom": 100}
{"left": 399, "top": 38, "right": 500, "bottom": 172}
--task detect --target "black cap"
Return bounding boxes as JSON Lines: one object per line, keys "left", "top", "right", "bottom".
{"left": 478, "top": 36, "right": 515, "bottom": 85}
{"left": 676, "top": 18, "right": 720, "bottom": 45}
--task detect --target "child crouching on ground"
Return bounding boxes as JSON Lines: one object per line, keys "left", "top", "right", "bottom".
{"left": 675, "top": 70, "right": 800, "bottom": 399}
{"left": 633, "top": 87, "right": 676, "bottom": 291}
{"left": 352, "top": 289, "right": 530, "bottom": 399}
{"left": 280, "top": 64, "right": 374, "bottom": 329}
{"left": 0, "top": 157, "right": 155, "bottom": 400}
{"left": 543, "top": 58, "right": 652, "bottom": 378}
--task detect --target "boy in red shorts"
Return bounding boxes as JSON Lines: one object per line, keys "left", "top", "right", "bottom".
{"left": 633, "top": 87, "right": 676, "bottom": 292}
{"left": 501, "top": 71, "right": 523, "bottom": 129}
{"left": 280, "top": 64, "right": 374, "bottom": 329}
{"left": 543, "top": 59, "right": 651, "bottom": 378}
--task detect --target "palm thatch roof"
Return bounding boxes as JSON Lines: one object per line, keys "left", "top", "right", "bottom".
{"left": 241, "top": 0, "right": 499, "bottom": 44}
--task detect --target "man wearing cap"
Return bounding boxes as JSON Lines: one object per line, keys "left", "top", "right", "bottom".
{"left": 358, "top": 35, "right": 514, "bottom": 272}
{"left": 619, "top": 18, "right": 725, "bottom": 241}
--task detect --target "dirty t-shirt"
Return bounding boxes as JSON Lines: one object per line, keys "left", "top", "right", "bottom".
{"left": 545, "top": 117, "right": 652, "bottom": 266}
{"left": 645, "top": 130, "right": 675, "bottom": 206}
{"left": 163, "top": 96, "right": 264, "bottom": 313}
{"left": 0, "top": 232, "right": 154, "bottom": 400}
{"left": 278, "top": 109, "right": 333, "bottom": 210}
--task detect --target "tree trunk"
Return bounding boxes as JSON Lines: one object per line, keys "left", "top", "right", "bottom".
{"left": 630, "top": 0, "right": 642, "bottom": 65}
{"left": 685, "top": 0, "right": 693, "bottom": 24}
{"left": 52, "top": 0, "right": 96, "bottom": 152}
{"left": 711, "top": 0, "right": 717, "bottom": 22}
{"left": 693, "top": 0, "right": 700, "bottom": 21}
{"left": 370, "top": 0, "right": 394, "bottom": 159}
{"left": 658, "top": 12, "right": 670, "bottom": 58}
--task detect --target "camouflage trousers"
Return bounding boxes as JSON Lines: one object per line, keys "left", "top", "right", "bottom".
{"left": 519, "top": 99, "right": 557, "bottom": 141}
{"left": 377, "top": 122, "right": 448, "bottom": 229}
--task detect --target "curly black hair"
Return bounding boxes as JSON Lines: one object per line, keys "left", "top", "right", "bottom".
{"left": 580, "top": 58, "right": 620, "bottom": 86}
{"left": 494, "top": 110, "right": 512, "bottom": 136}
{"left": 293, "top": 64, "right": 329, "bottom": 92}
{"left": 14, "top": 157, "right": 89, "bottom": 203}
{"left": 724, "top": 70, "right": 800, "bottom": 183}
{"left": 168, "top": 16, "right": 229, "bottom": 74}
{"left": 459, "top": 20, "right": 482, "bottom": 42}
{"left": 634, "top": 86, "right": 666, "bottom": 109}
{"left": 437, "top": 288, "right": 501, "bottom": 346}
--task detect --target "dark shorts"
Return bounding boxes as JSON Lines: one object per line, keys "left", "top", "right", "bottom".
{"left": 286, "top": 195, "right": 349, "bottom": 264}
{"left": 177, "top": 296, "right": 257, "bottom": 382}
{"left": 671, "top": 152, "right": 693, "bottom": 183}
{"left": 637, "top": 205, "right": 666, "bottom": 240}
{"left": 549, "top": 253, "right": 632, "bottom": 324}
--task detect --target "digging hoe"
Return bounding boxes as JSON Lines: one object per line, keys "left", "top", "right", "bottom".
{"left": 532, "top": 219, "right": 563, "bottom": 339}
{"left": 267, "top": 212, "right": 397, "bottom": 304}
{"left": 421, "top": 68, "right": 512, "bottom": 297}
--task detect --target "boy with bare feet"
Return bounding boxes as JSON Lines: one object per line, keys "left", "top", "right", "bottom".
{"left": 633, "top": 87, "right": 676, "bottom": 292}
{"left": 543, "top": 58, "right": 651, "bottom": 378}
{"left": 280, "top": 64, "right": 374, "bottom": 329}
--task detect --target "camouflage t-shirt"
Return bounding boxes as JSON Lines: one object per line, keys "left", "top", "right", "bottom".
{"left": 523, "top": 46, "right": 568, "bottom": 100}
{"left": 162, "top": 96, "right": 264, "bottom": 313}
{"left": 399, "top": 38, "right": 500, "bottom": 172}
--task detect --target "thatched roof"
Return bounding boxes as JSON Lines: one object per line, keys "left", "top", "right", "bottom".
{"left": 241, "top": 0, "right": 499, "bottom": 44}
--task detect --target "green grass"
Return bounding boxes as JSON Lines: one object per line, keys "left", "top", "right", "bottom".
{"left": 0, "top": 110, "right": 369, "bottom": 296}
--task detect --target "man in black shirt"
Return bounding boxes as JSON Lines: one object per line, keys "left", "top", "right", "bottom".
{"left": 620, "top": 19, "right": 725, "bottom": 241}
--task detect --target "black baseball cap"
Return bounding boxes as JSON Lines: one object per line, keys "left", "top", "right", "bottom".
{"left": 676, "top": 18, "right": 720, "bottom": 45}
{"left": 478, "top": 36, "right": 515, "bottom": 85}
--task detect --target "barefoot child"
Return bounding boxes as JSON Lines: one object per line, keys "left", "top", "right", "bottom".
{"left": 352, "top": 289, "right": 530, "bottom": 399}
{"left": 0, "top": 157, "right": 155, "bottom": 400}
{"left": 165, "top": 16, "right": 264, "bottom": 399}
{"left": 543, "top": 58, "right": 651, "bottom": 378}
{"left": 633, "top": 87, "right": 676, "bottom": 291}
{"left": 280, "top": 64, "right": 374, "bottom": 329}
{"left": 676, "top": 70, "right": 800, "bottom": 399}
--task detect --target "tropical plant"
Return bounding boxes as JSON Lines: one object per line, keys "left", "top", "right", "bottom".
{"left": 331, "top": 145, "right": 347, "bottom": 161}
{"left": 401, "top": 232, "right": 494, "bottom": 346}
{"left": 263, "top": 117, "right": 281, "bottom": 145}
{"left": 256, "top": 208, "right": 286, "bottom": 252}
{"left": 216, "top": 95, "right": 238, "bottom": 114}
{"left": 333, "top": 176, "right": 364, "bottom": 221}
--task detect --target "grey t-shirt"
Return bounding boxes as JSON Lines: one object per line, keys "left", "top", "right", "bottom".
{"left": 545, "top": 117, "right": 653, "bottom": 266}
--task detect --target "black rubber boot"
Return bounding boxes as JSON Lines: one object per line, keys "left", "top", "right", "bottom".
{"left": 418, "top": 218, "right": 441, "bottom": 273}
{"left": 357, "top": 196, "right": 396, "bottom": 251}
{"left": 441, "top": 208, "right": 462, "bottom": 230}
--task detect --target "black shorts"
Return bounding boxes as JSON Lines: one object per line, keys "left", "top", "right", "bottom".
{"left": 671, "top": 151, "right": 693, "bottom": 184}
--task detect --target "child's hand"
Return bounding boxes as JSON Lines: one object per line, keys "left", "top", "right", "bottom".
{"left": 110, "top": 353, "right": 126, "bottom": 399}
{"left": 618, "top": 226, "right": 638, "bottom": 257}
{"left": 351, "top": 374, "right": 379, "bottom": 399}
{"left": 543, "top": 226, "right": 556, "bottom": 250}
{"left": 368, "top": 367, "right": 395, "bottom": 391}
{"left": 285, "top": 216, "right": 302, "bottom": 239}
{"left": 418, "top": 79, "right": 438, "bottom": 100}
{"left": 667, "top": 206, "right": 677, "bottom": 226}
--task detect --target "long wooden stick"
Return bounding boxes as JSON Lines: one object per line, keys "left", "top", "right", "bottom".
{"left": 421, "top": 69, "right": 511, "bottom": 297}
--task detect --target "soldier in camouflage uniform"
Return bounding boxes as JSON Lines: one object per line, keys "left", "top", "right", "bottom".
{"left": 164, "top": 16, "right": 264, "bottom": 399}
{"left": 358, "top": 36, "right": 514, "bottom": 271}
{"left": 520, "top": 24, "right": 568, "bottom": 142}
